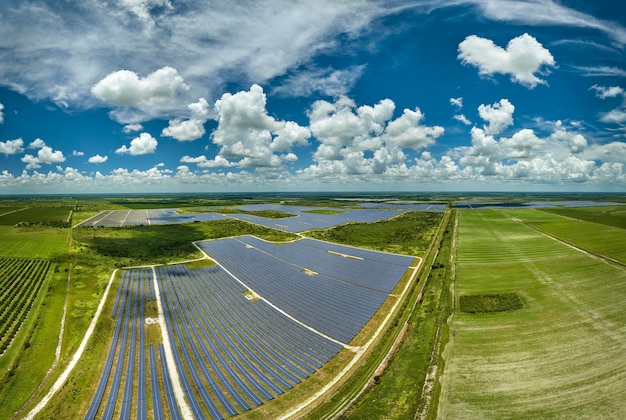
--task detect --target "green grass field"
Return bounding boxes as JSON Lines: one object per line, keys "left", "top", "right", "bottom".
{"left": 542, "top": 205, "right": 626, "bottom": 229}
{"left": 503, "top": 208, "right": 626, "bottom": 264}
{"left": 0, "top": 226, "right": 68, "bottom": 259}
{"left": 437, "top": 209, "right": 626, "bottom": 418}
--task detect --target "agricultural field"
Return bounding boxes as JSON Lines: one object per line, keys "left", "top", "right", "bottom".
{"left": 0, "top": 206, "right": 73, "bottom": 227}
{"left": 0, "top": 258, "right": 52, "bottom": 355}
{"left": 541, "top": 205, "right": 626, "bottom": 229}
{"left": 503, "top": 208, "right": 626, "bottom": 264}
{"left": 437, "top": 209, "right": 626, "bottom": 418}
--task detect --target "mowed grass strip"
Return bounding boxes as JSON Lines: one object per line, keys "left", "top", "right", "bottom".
{"left": 438, "top": 209, "right": 626, "bottom": 419}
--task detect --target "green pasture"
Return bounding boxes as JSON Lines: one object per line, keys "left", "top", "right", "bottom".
{"left": 438, "top": 209, "right": 626, "bottom": 418}
{"left": 502, "top": 208, "right": 626, "bottom": 264}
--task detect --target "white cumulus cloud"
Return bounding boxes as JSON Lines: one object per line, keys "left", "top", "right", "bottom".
{"left": 162, "top": 98, "right": 211, "bottom": 141}
{"left": 88, "top": 154, "right": 109, "bottom": 164}
{"left": 0, "top": 138, "right": 24, "bottom": 155}
{"left": 454, "top": 114, "right": 472, "bottom": 125}
{"left": 123, "top": 123, "right": 144, "bottom": 133}
{"left": 478, "top": 98, "right": 515, "bottom": 135}
{"left": 21, "top": 139, "right": 66, "bottom": 170}
{"left": 0, "top": 103, "right": 4, "bottom": 124}
{"left": 180, "top": 155, "right": 234, "bottom": 168}
{"left": 458, "top": 33, "right": 555, "bottom": 88}
{"left": 450, "top": 97, "right": 463, "bottom": 109}
{"left": 29, "top": 138, "right": 47, "bottom": 149}
{"left": 115, "top": 132, "right": 158, "bottom": 155}
{"left": 304, "top": 95, "right": 444, "bottom": 178}
{"left": 591, "top": 85, "right": 626, "bottom": 126}
{"left": 210, "top": 84, "right": 310, "bottom": 168}
{"left": 91, "top": 67, "right": 188, "bottom": 110}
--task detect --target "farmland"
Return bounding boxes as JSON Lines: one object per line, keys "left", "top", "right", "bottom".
{"left": 437, "top": 209, "right": 626, "bottom": 418}
{"left": 0, "top": 258, "right": 52, "bottom": 355}
{"left": 0, "top": 206, "right": 73, "bottom": 227}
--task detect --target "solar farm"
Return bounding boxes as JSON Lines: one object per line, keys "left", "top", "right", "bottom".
{"left": 3, "top": 193, "right": 626, "bottom": 420}
{"left": 74, "top": 203, "right": 445, "bottom": 232}
{"left": 81, "top": 237, "right": 415, "bottom": 419}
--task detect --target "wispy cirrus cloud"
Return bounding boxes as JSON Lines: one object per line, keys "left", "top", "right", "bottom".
{"left": 0, "top": 0, "right": 389, "bottom": 114}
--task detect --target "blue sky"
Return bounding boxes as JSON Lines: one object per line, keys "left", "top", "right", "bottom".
{"left": 0, "top": 0, "right": 625, "bottom": 194}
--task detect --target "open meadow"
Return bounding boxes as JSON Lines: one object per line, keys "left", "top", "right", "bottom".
{"left": 438, "top": 209, "right": 626, "bottom": 418}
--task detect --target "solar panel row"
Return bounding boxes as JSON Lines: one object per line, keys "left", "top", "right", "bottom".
{"left": 85, "top": 269, "right": 179, "bottom": 420}
{"left": 155, "top": 264, "right": 343, "bottom": 418}
{"left": 196, "top": 237, "right": 411, "bottom": 343}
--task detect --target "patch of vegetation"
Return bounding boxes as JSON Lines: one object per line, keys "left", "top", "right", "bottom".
{"left": 301, "top": 209, "right": 345, "bottom": 215}
{"left": 179, "top": 207, "right": 296, "bottom": 219}
{"left": 306, "top": 211, "right": 442, "bottom": 256}
{"left": 459, "top": 293, "right": 523, "bottom": 313}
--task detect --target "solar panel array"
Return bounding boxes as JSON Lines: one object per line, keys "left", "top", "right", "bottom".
{"left": 197, "top": 236, "right": 414, "bottom": 343}
{"left": 75, "top": 203, "right": 442, "bottom": 231}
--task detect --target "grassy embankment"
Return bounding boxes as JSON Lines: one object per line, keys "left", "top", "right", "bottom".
{"left": 334, "top": 210, "right": 455, "bottom": 419}
{"left": 436, "top": 209, "right": 626, "bottom": 418}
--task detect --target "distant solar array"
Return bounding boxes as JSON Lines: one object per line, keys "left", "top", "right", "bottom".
{"left": 74, "top": 203, "right": 444, "bottom": 232}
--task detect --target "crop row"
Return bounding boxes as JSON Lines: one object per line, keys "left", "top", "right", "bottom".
{"left": 0, "top": 257, "right": 51, "bottom": 354}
